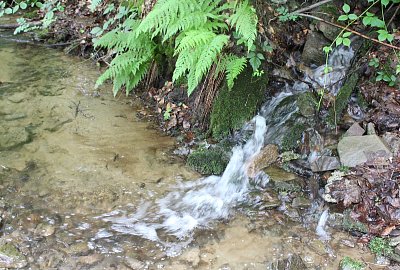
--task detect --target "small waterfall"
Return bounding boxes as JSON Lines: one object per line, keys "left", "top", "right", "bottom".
{"left": 100, "top": 116, "right": 267, "bottom": 255}
{"left": 100, "top": 46, "right": 355, "bottom": 254}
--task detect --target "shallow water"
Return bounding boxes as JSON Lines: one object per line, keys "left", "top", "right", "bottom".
{"left": 0, "top": 33, "right": 377, "bottom": 269}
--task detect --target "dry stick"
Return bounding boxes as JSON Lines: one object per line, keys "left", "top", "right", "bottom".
{"left": 387, "top": 4, "right": 400, "bottom": 26}
{"left": 292, "top": 0, "right": 334, "bottom": 14}
{"left": 297, "top": 13, "right": 400, "bottom": 51}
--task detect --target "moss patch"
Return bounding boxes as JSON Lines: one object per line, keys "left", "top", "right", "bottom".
{"left": 210, "top": 67, "right": 268, "bottom": 140}
{"left": 340, "top": 256, "right": 365, "bottom": 270}
{"left": 281, "top": 123, "right": 305, "bottom": 151}
{"left": 328, "top": 74, "right": 359, "bottom": 125}
{"left": 186, "top": 148, "right": 229, "bottom": 175}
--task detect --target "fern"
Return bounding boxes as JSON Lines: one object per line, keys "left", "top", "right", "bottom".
{"left": 95, "top": 0, "right": 259, "bottom": 97}
{"left": 229, "top": 0, "right": 258, "bottom": 50}
{"left": 225, "top": 55, "right": 247, "bottom": 89}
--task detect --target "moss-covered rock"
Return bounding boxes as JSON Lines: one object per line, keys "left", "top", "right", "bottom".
{"left": 186, "top": 148, "right": 229, "bottom": 175}
{"left": 342, "top": 209, "right": 368, "bottom": 233}
{"left": 339, "top": 256, "right": 365, "bottom": 270}
{"left": 328, "top": 73, "right": 359, "bottom": 125}
{"left": 281, "top": 123, "right": 305, "bottom": 151}
{"left": 297, "top": 92, "right": 317, "bottom": 118}
{"left": 210, "top": 67, "right": 268, "bottom": 140}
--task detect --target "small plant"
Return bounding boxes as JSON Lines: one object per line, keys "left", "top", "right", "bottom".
{"left": 368, "top": 57, "right": 380, "bottom": 68}
{"left": 163, "top": 104, "right": 172, "bottom": 120}
{"left": 276, "top": 6, "right": 298, "bottom": 22}
{"left": 376, "top": 70, "right": 397, "bottom": 86}
{"left": 340, "top": 256, "right": 365, "bottom": 270}
{"left": 369, "top": 237, "right": 393, "bottom": 257}
{"left": 339, "top": 165, "right": 350, "bottom": 173}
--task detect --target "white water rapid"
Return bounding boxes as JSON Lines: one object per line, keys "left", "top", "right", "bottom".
{"left": 99, "top": 46, "right": 356, "bottom": 255}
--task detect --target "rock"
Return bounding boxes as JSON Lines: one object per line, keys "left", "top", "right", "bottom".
{"left": 389, "top": 236, "right": 400, "bottom": 247}
{"left": 78, "top": 254, "right": 102, "bottom": 265}
{"left": 301, "top": 31, "right": 330, "bottom": 66}
{"left": 0, "top": 127, "right": 31, "bottom": 150}
{"left": 338, "top": 135, "right": 392, "bottom": 167}
{"left": 395, "top": 245, "right": 400, "bottom": 256}
{"left": 344, "top": 123, "right": 365, "bottom": 137}
{"left": 7, "top": 92, "right": 27, "bottom": 103}
{"left": 34, "top": 223, "right": 55, "bottom": 237}
{"left": 266, "top": 254, "right": 307, "bottom": 270}
{"left": 382, "top": 132, "right": 400, "bottom": 155}
{"left": 375, "top": 255, "right": 390, "bottom": 266}
{"left": 297, "top": 92, "right": 317, "bottom": 118}
{"left": 264, "top": 166, "right": 296, "bottom": 181}
{"left": 317, "top": 21, "right": 341, "bottom": 41}
{"left": 247, "top": 144, "right": 279, "bottom": 177}
{"left": 292, "top": 196, "right": 311, "bottom": 209}
{"left": 64, "top": 242, "right": 89, "bottom": 255}
{"left": 4, "top": 113, "right": 27, "bottom": 121}
{"left": 0, "top": 243, "right": 28, "bottom": 269}
{"left": 310, "top": 156, "right": 340, "bottom": 172}
{"left": 367, "top": 122, "right": 376, "bottom": 135}
{"left": 389, "top": 253, "right": 400, "bottom": 263}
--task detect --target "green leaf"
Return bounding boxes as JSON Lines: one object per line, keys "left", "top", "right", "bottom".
{"left": 249, "top": 57, "right": 261, "bottom": 71}
{"left": 342, "top": 31, "right": 352, "bottom": 38}
{"left": 348, "top": 13, "right": 358, "bottom": 20}
{"left": 36, "top": 2, "right": 43, "bottom": 8}
{"left": 338, "top": 14, "right": 348, "bottom": 21}
{"left": 257, "top": 53, "right": 264, "bottom": 60}
{"left": 323, "top": 46, "right": 332, "bottom": 54}
{"left": 342, "top": 4, "right": 350, "bottom": 13}
{"left": 343, "top": 38, "right": 351, "bottom": 47}
{"left": 90, "top": 27, "right": 103, "bottom": 36}
{"left": 381, "top": 0, "right": 389, "bottom": 7}
{"left": 336, "top": 37, "right": 343, "bottom": 46}
{"left": 20, "top": 2, "right": 27, "bottom": 9}
{"left": 12, "top": 5, "right": 19, "bottom": 13}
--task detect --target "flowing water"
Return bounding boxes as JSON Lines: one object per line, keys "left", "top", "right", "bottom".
{"left": 0, "top": 28, "right": 377, "bottom": 269}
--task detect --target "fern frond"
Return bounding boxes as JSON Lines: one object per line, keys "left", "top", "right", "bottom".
{"left": 194, "top": 34, "right": 229, "bottom": 86}
{"left": 175, "top": 29, "right": 216, "bottom": 53}
{"left": 229, "top": 0, "right": 258, "bottom": 50}
{"left": 225, "top": 55, "right": 247, "bottom": 89}
{"left": 173, "top": 49, "right": 199, "bottom": 82}
{"left": 163, "top": 11, "right": 208, "bottom": 42}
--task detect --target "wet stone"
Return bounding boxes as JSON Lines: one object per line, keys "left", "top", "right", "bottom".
{"left": 125, "top": 257, "right": 146, "bottom": 269}
{"left": 78, "top": 253, "right": 103, "bottom": 265}
{"left": 7, "top": 92, "right": 27, "bottom": 103}
{"left": 34, "top": 223, "right": 55, "bottom": 237}
{"left": 266, "top": 254, "right": 307, "bottom": 270}
{"left": 0, "top": 243, "right": 28, "bottom": 269}
{"left": 310, "top": 156, "right": 340, "bottom": 172}
{"left": 64, "top": 242, "right": 90, "bottom": 255}
{"left": 0, "top": 127, "right": 31, "bottom": 150}
{"left": 292, "top": 196, "right": 311, "bottom": 209}
{"left": 44, "top": 118, "right": 73, "bottom": 132}
{"left": 179, "top": 247, "right": 200, "bottom": 267}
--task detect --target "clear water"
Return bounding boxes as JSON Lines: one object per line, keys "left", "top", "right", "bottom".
{"left": 0, "top": 31, "right": 374, "bottom": 269}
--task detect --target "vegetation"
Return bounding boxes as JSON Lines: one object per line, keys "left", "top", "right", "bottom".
{"left": 93, "top": 0, "right": 259, "bottom": 96}
{"left": 340, "top": 256, "right": 365, "bottom": 270}
{"left": 369, "top": 237, "right": 393, "bottom": 257}
{"left": 281, "top": 123, "right": 305, "bottom": 151}
{"left": 209, "top": 67, "right": 267, "bottom": 139}
{"left": 186, "top": 147, "right": 229, "bottom": 175}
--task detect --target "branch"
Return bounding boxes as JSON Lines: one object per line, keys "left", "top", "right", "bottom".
{"left": 296, "top": 13, "right": 400, "bottom": 51}
{"left": 292, "top": 0, "right": 334, "bottom": 14}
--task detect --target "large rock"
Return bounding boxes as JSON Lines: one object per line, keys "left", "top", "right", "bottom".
{"left": 0, "top": 243, "right": 28, "bottom": 269}
{"left": 301, "top": 31, "right": 330, "bottom": 66}
{"left": 344, "top": 122, "right": 365, "bottom": 137}
{"left": 247, "top": 144, "right": 279, "bottom": 177}
{"left": 310, "top": 156, "right": 340, "bottom": 172}
{"left": 338, "top": 135, "right": 392, "bottom": 167}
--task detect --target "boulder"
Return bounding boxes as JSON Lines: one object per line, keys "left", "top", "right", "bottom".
{"left": 338, "top": 135, "right": 392, "bottom": 167}
{"left": 247, "top": 144, "right": 279, "bottom": 177}
{"left": 310, "top": 156, "right": 340, "bottom": 172}
{"left": 0, "top": 243, "right": 28, "bottom": 269}
{"left": 301, "top": 31, "right": 330, "bottom": 66}
{"left": 344, "top": 122, "right": 365, "bottom": 137}
{"left": 382, "top": 132, "right": 400, "bottom": 155}
{"left": 317, "top": 22, "right": 341, "bottom": 41}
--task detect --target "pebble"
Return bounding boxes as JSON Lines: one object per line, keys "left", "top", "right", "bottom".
{"left": 78, "top": 254, "right": 103, "bottom": 265}
{"left": 7, "top": 93, "right": 27, "bottom": 103}
{"left": 124, "top": 257, "right": 146, "bottom": 269}
{"left": 34, "top": 223, "right": 55, "bottom": 237}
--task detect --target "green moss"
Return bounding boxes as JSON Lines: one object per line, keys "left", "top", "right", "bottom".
{"left": 281, "top": 123, "right": 305, "bottom": 151}
{"left": 328, "top": 73, "right": 359, "bottom": 125}
{"left": 297, "top": 92, "right": 317, "bottom": 118}
{"left": 340, "top": 256, "right": 365, "bottom": 270}
{"left": 186, "top": 148, "right": 229, "bottom": 175}
{"left": 210, "top": 67, "right": 268, "bottom": 140}
{"left": 0, "top": 243, "right": 24, "bottom": 259}
{"left": 369, "top": 237, "right": 393, "bottom": 257}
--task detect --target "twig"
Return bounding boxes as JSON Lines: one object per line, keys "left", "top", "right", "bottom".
{"left": 387, "top": 4, "right": 400, "bottom": 26}
{"left": 296, "top": 13, "right": 400, "bottom": 51}
{"left": 292, "top": 0, "right": 334, "bottom": 14}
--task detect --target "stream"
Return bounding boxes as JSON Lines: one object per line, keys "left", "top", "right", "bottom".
{"left": 0, "top": 29, "right": 377, "bottom": 269}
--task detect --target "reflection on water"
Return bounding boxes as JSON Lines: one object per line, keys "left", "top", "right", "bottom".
{"left": 0, "top": 36, "right": 374, "bottom": 269}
